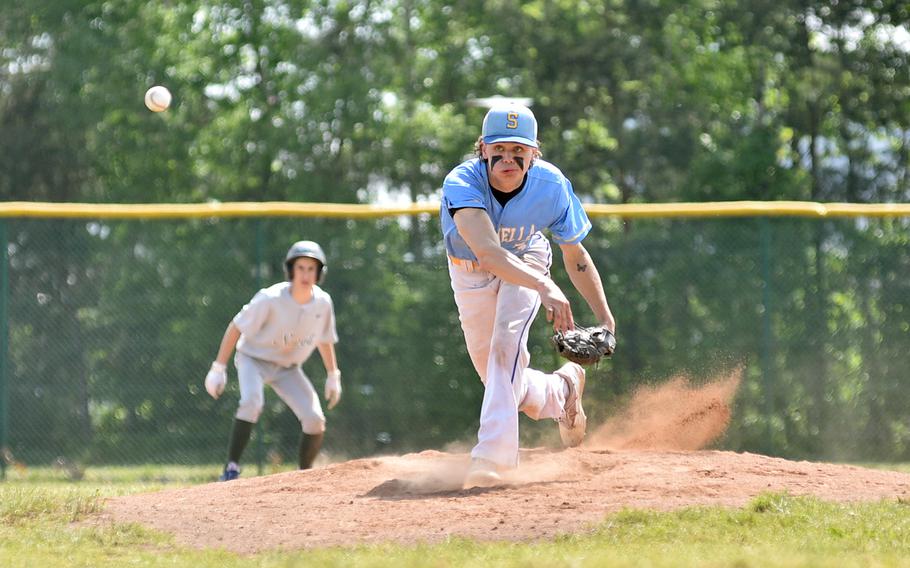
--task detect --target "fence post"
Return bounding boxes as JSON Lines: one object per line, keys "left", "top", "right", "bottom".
{"left": 254, "top": 218, "right": 265, "bottom": 475}
{"left": 0, "top": 220, "right": 8, "bottom": 480}
{"left": 759, "top": 217, "right": 775, "bottom": 455}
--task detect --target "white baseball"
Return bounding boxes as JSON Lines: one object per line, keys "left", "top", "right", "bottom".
{"left": 144, "top": 85, "right": 172, "bottom": 112}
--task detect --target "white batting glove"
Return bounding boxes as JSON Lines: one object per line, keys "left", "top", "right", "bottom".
{"left": 205, "top": 361, "right": 227, "bottom": 399}
{"left": 324, "top": 369, "right": 342, "bottom": 410}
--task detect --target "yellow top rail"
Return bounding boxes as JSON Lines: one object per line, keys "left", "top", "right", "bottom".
{"left": 1, "top": 200, "right": 910, "bottom": 219}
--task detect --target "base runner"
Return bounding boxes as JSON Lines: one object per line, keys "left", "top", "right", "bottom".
{"left": 204, "top": 241, "right": 342, "bottom": 481}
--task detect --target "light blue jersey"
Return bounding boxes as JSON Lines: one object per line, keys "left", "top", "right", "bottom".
{"left": 440, "top": 158, "right": 592, "bottom": 261}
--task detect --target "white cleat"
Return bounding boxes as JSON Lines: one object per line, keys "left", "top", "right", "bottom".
{"left": 555, "top": 362, "right": 587, "bottom": 448}
{"left": 463, "top": 458, "right": 503, "bottom": 489}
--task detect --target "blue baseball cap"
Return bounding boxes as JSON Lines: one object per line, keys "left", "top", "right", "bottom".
{"left": 482, "top": 104, "right": 538, "bottom": 148}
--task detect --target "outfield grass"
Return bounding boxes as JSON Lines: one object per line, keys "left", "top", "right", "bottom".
{"left": 2, "top": 466, "right": 910, "bottom": 567}
{"left": 861, "top": 462, "right": 910, "bottom": 475}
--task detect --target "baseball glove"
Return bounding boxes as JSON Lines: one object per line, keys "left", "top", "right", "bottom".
{"left": 551, "top": 326, "right": 616, "bottom": 366}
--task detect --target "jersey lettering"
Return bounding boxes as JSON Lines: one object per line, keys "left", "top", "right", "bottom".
{"left": 441, "top": 159, "right": 592, "bottom": 260}
{"left": 499, "top": 224, "right": 536, "bottom": 243}
{"left": 282, "top": 331, "right": 314, "bottom": 348}
{"left": 234, "top": 282, "right": 338, "bottom": 367}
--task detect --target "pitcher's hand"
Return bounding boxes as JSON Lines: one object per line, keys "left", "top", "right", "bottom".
{"left": 538, "top": 279, "right": 574, "bottom": 333}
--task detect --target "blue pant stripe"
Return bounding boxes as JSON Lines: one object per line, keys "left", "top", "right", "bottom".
{"left": 509, "top": 297, "right": 540, "bottom": 384}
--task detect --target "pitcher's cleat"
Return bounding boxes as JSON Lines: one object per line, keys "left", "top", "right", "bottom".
{"left": 463, "top": 458, "right": 503, "bottom": 489}
{"left": 555, "top": 362, "right": 587, "bottom": 447}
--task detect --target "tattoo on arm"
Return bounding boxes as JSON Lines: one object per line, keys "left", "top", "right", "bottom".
{"left": 576, "top": 263, "right": 588, "bottom": 273}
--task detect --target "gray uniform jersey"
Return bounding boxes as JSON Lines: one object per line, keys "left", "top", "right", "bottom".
{"left": 233, "top": 282, "right": 338, "bottom": 368}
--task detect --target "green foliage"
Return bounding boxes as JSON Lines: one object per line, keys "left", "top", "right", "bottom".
{"left": 2, "top": 1, "right": 910, "bottom": 465}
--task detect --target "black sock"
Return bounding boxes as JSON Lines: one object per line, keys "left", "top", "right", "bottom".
{"left": 227, "top": 418, "right": 255, "bottom": 465}
{"left": 298, "top": 433, "right": 324, "bottom": 469}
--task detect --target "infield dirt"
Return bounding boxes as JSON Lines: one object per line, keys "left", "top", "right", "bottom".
{"left": 96, "top": 372, "right": 910, "bottom": 553}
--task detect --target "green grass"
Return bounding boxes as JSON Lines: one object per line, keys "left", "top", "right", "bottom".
{"left": 857, "top": 462, "right": 910, "bottom": 474}
{"left": 2, "top": 466, "right": 910, "bottom": 567}
{"left": 1, "top": 461, "right": 302, "bottom": 484}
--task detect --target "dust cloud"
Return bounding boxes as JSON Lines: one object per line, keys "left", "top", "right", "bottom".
{"left": 364, "top": 369, "right": 742, "bottom": 493}
{"left": 586, "top": 369, "right": 742, "bottom": 452}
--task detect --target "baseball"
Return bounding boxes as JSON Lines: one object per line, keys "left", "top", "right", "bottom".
{"left": 144, "top": 85, "right": 172, "bottom": 112}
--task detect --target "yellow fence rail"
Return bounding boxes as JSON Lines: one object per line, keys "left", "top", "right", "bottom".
{"left": 2, "top": 201, "right": 910, "bottom": 219}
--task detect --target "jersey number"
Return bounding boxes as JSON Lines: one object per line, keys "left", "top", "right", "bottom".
{"left": 506, "top": 112, "right": 519, "bottom": 129}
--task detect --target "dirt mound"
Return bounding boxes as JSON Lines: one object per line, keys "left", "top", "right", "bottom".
{"left": 97, "top": 449, "right": 910, "bottom": 553}
{"left": 93, "top": 373, "right": 910, "bottom": 553}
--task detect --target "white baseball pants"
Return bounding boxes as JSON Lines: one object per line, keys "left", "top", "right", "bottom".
{"left": 233, "top": 352, "right": 326, "bottom": 434}
{"left": 448, "top": 239, "right": 569, "bottom": 469}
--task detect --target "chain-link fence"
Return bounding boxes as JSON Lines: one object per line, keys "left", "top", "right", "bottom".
{"left": 3, "top": 208, "right": 910, "bottom": 476}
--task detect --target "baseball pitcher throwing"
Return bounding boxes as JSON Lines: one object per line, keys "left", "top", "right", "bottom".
{"left": 204, "top": 240, "right": 341, "bottom": 481}
{"left": 440, "top": 103, "right": 616, "bottom": 489}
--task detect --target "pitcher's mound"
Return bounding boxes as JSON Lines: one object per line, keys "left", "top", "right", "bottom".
{"left": 97, "top": 448, "right": 910, "bottom": 554}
